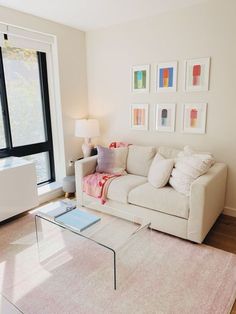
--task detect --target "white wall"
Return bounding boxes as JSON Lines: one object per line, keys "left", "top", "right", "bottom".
{"left": 0, "top": 5, "right": 88, "bottom": 176}
{"left": 86, "top": 0, "right": 236, "bottom": 213}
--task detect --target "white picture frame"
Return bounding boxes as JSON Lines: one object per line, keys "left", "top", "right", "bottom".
{"left": 131, "top": 64, "right": 150, "bottom": 93}
{"left": 182, "top": 103, "right": 207, "bottom": 134}
{"left": 156, "top": 104, "right": 176, "bottom": 132}
{"left": 184, "top": 57, "right": 210, "bottom": 92}
{"left": 130, "top": 104, "right": 149, "bottom": 130}
{"left": 156, "top": 61, "right": 177, "bottom": 92}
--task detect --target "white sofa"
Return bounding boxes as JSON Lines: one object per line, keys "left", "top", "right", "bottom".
{"left": 75, "top": 145, "right": 227, "bottom": 243}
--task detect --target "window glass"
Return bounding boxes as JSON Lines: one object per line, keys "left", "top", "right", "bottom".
{"left": 2, "top": 47, "right": 46, "bottom": 147}
{"left": 24, "top": 152, "right": 51, "bottom": 184}
{"left": 0, "top": 43, "right": 54, "bottom": 186}
{"left": 0, "top": 99, "right": 6, "bottom": 149}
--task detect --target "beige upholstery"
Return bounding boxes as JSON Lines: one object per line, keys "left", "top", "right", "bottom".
{"left": 158, "top": 146, "right": 181, "bottom": 159}
{"left": 75, "top": 155, "right": 97, "bottom": 206}
{"left": 75, "top": 147, "right": 227, "bottom": 244}
{"left": 128, "top": 183, "right": 189, "bottom": 219}
{"left": 188, "top": 163, "right": 227, "bottom": 243}
{"left": 127, "top": 145, "right": 156, "bottom": 176}
{"left": 107, "top": 174, "right": 147, "bottom": 204}
{"left": 82, "top": 194, "right": 188, "bottom": 240}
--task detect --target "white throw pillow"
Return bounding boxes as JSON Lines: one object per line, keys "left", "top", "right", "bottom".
{"left": 148, "top": 153, "right": 174, "bottom": 188}
{"left": 169, "top": 146, "right": 215, "bottom": 196}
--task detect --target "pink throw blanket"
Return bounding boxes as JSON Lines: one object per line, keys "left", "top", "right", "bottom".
{"left": 83, "top": 172, "right": 121, "bottom": 204}
{"left": 83, "top": 142, "right": 131, "bottom": 204}
{"left": 109, "top": 141, "right": 130, "bottom": 148}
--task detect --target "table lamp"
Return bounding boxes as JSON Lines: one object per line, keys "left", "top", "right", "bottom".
{"left": 75, "top": 119, "right": 100, "bottom": 158}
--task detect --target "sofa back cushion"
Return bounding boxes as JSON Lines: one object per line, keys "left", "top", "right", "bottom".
{"left": 158, "top": 146, "right": 181, "bottom": 160}
{"left": 127, "top": 145, "right": 156, "bottom": 176}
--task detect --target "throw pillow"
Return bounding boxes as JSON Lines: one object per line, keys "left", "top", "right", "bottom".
{"left": 169, "top": 146, "right": 215, "bottom": 196}
{"left": 96, "top": 145, "right": 128, "bottom": 175}
{"left": 148, "top": 153, "right": 174, "bottom": 188}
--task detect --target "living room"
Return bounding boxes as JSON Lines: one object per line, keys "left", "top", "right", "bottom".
{"left": 0, "top": 0, "right": 236, "bottom": 313}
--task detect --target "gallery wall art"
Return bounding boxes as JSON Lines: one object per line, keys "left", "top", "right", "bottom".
{"left": 130, "top": 57, "right": 211, "bottom": 134}
{"left": 131, "top": 64, "right": 150, "bottom": 93}
{"left": 184, "top": 57, "right": 210, "bottom": 91}
{"left": 130, "top": 104, "right": 149, "bottom": 130}
{"left": 182, "top": 103, "right": 207, "bottom": 134}
{"left": 156, "top": 104, "right": 176, "bottom": 132}
{"left": 156, "top": 62, "right": 177, "bottom": 92}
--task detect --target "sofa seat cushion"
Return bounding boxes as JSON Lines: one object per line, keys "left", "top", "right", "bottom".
{"left": 107, "top": 174, "right": 147, "bottom": 204}
{"left": 128, "top": 183, "right": 189, "bottom": 219}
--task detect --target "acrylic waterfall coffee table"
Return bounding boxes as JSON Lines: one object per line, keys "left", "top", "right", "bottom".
{"left": 35, "top": 200, "right": 151, "bottom": 290}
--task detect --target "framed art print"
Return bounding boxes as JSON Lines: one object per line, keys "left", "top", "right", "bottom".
{"left": 182, "top": 103, "right": 207, "bottom": 134}
{"left": 130, "top": 104, "right": 149, "bottom": 130}
{"left": 156, "top": 104, "right": 176, "bottom": 132}
{"left": 131, "top": 64, "right": 150, "bottom": 93}
{"left": 156, "top": 62, "right": 177, "bottom": 92}
{"left": 184, "top": 57, "right": 210, "bottom": 91}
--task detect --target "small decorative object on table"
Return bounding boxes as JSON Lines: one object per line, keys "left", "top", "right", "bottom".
{"left": 55, "top": 208, "right": 101, "bottom": 232}
{"left": 62, "top": 175, "right": 76, "bottom": 198}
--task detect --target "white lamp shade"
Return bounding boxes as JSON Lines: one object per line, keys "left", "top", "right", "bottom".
{"left": 75, "top": 119, "right": 100, "bottom": 138}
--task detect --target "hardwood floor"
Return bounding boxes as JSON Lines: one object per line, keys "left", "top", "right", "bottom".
{"left": 204, "top": 214, "right": 236, "bottom": 313}
{"left": 205, "top": 214, "right": 236, "bottom": 254}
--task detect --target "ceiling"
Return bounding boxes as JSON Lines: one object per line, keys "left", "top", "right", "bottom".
{"left": 0, "top": 0, "right": 207, "bottom": 31}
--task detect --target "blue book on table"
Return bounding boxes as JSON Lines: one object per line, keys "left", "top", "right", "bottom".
{"left": 55, "top": 209, "right": 101, "bottom": 232}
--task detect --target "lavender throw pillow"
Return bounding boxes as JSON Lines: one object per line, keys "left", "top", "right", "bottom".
{"left": 96, "top": 145, "right": 128, "bottom": 174}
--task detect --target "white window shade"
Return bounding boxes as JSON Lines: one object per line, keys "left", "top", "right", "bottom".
{"left": 0, "top": 24, "right": 7, "bottom": 47}
{"left": 0, "top": 23, "right": 54, "bottom": 53}
{"left": 6, "top": 25, "right": 54, "bottom": 44}
{"left": 6, "top": 35, "right": 51, "bottom": 53}
{"left": 0, "top": 33, "right": 4, "bottom": 48}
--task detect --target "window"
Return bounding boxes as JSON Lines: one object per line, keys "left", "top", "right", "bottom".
{"left": 0, "top": 42, "right": 55, "bottom": 185}
{"left": 0, "top": 98, "right": 6, "bottom": 149}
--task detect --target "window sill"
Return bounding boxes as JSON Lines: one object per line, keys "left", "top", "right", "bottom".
{"left": 38, "top": 181, "right": 63, "bottom": 204}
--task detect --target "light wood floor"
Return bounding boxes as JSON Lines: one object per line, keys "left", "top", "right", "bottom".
{"left": 204, "top": 214, "right": 236, "bottom": 313}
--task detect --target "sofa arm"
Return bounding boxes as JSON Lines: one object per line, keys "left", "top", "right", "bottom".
{"left": 75, "top": 155, "right": 97, "bottom": 206}
{"left": 188, "top": 163, "right": 227, "bottom": 243}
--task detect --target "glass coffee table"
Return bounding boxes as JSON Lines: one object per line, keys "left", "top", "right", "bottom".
{"left": 35, "top": 200, "right": 151, "bottom": 290}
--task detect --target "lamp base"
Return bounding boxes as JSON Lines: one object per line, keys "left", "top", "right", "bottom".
{"left": 82, "top": 138, "right": 93, "bottom": 158}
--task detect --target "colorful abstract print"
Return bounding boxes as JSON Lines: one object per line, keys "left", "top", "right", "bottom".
{"left": 161, "top": 109, "right": 168, "bottom": 126}
{"left": 192, "top": 64, "right": 201, "bottom": 86}
{"left": 134, "top": 70, "right": 146, "bottom": 89}
{"left": 159, "top": 67, "right": 174, "bottom": 88}
{"left": 133, "top": 108, "right": 145, "bottom": 126}
{"left": 190, "top": 108, "right": 198, "bottom": 127}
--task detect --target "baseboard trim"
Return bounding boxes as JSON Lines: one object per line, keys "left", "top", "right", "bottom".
{"left": 223, "top": 206, "right": 236, "bottom": 217}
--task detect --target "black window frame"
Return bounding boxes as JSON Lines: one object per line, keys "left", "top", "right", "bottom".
{"left": 0, "top": 46, "right": 55, "bottom": 186}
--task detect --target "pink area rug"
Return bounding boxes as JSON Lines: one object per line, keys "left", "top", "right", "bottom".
{"left": 0, "top": 211, "right": 236, "bottom": 314}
